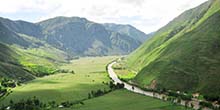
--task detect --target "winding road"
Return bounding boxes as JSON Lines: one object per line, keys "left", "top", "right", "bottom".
{"left": 107, "top": 61, "right": 154, "bottom": 97}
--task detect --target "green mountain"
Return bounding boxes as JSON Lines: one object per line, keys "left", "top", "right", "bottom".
{"left": 38, "top": 17, "right": 142, "bottom": 56}
{"left": 127, "top": 0, "right": 220, "bottom": 96}
{"left": 0, "top": 18, "right": 69, "bottom": 81}
{"left": 0, "top": 16, "right": 148, "bottom": 81}
{"left": 0, "top": 16, "right": 147, "bottom": 56}
{"left": 103, "top": 23, "right": 153, "bottom": 42}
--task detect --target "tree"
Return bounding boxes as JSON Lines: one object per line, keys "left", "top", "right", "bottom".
{"left": 204, "top": 95, "right": 219, "bottom": 102}
{"left": 109, "top": 81, "right": 115, "bottom": 90}
{"left": 71, "top": 70, "right": 75, "bottom": 74}
{"left": 88, "top": 93, "right": 91, "bottom": 99}
{"left": 10, "top": 100, "right": 14, "bottom": 105}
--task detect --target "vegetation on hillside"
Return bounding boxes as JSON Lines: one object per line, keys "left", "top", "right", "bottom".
{"left": 127, "top": 0, "right": 220, "bottom": 97}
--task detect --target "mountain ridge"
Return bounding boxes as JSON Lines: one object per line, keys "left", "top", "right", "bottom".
{"left": 0, "top": 15, "right": 149, "bottom": 81}
{"left": 0, "top": 16, "right": 149, "bottom": 56}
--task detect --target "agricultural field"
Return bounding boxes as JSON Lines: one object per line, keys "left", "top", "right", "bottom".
{"left": 112, "top": 60, "right": 137, "bottom": 81}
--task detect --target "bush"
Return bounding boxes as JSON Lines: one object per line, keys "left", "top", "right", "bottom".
{"left": 60, "top": 100, "right": 84, "bottom": 108}
{"left": 199, "top": 101, "right": 213, "bottom": 108}
{"left": 199, "top": 101, "right": 213, "bottom": 109}
{"left": 0, "top": 88, "right": 7, "bottom": 97}
{"left": 108, "top": 81, "right": 124, "bottom": 90}
{"left": 1, "top": 78, "right": 16, "bottom": 88}
{"left": 167, "top": 91, "right": 192, "bottom": 101}
{"left": 204, "top": 95, "right": 220, "bottom": 102}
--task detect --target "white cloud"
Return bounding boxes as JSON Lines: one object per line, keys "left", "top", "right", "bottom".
{"left": 0, "top": 0, "right": 208, "bottom": 33}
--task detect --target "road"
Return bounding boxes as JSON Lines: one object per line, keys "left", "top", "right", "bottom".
{"left": 107, "top": 61, "right": 212, "bottom": 110}
{"left": 107, "top": 61, "right": 154, "bottom": 97}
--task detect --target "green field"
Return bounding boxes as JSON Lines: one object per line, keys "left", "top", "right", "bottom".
{"left": 112, "top": 59, "right": 136, "bottom": 81}
{"left": 0, "top": 56, "right": 117, "bottom": 104}
{"left": 114, "top": 69, "right": 136, "bottom": 80}
{"left": 56, "top": 90, "right": 189, "bottom": 110}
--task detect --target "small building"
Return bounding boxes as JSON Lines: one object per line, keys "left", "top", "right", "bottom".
{"left": 192, "top": 93, "right": 200, "bottom": 98}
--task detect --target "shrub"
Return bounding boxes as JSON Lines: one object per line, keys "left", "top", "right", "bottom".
{"left": 204, "top": 95, "right": 220, "bottom": 102}
{"left": 199, "top": 101, "right": 213, "bottom": 108}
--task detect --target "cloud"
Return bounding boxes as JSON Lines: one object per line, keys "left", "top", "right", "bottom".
{"left": 0, "top": 0, "right": 208, "bottom": 33}
{"left": 118, "top": 0, "right": 145, "bottom": 6}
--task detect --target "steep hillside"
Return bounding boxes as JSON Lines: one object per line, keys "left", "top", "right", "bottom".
{"left": 103, "top": 23, "right": 152, "bottom": 42}
{"left": 38, "top": 17, "right": 141, "bottom": 56}
{"left": 127, "top": 0, "right": 213, "bottom": 70}
{"left": 0, "top": 19, "right": 69, "bottom": 81}
{"left": 127, "top": 0, "right": 220, "bottom": 96}
{"left": 0, "top": 36, "right": 69, "bottom": 81}
{"left": 0, "top": 43, "right": 35, "bottom": 81}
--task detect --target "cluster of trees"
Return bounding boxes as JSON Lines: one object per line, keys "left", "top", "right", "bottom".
{"left": 1, "top": 78, "right": 16, "bottom": 88}
{"left": 0, "top": 97, "right": 43, "bottom": 110}
{"left": 199, "top": 101, "right": 213, "bottom": 109}
{"left": 204, "top": 95, "right": 220, "bottom": 103}
{"left": 0, "top": 87, "right": 7, "bottom": 97}
{"left": 88, "top": 89, "right": 108, "bottom": 99}
{"left": 0, "top": 97, "right": 85, "bottom": 110}
{"left": 142, "top": 87, "right": 220, "bottom": 109}
{"left": 60, "top": 100, "right": 84, "bottom": 108}
{"left": 0, "top": 78, "right": 17, "bottom": 98}
{"left": 56, "top": 69, "right": 75, "bottom": 74}
{"left": 88, "top": 81, "right": 125, "bottom": 99}
{"left": 109, "top": 81, "right": 125, "bottom": 90}
{"left": 145, "top": 88, "right": 193, "bottom": 101}
{"left": 197, "top": 95, "right": 220, "bottom": 110}
{"left": 199, "top": 101, "right": 220, "bottom": 110}
{"left": 166, "top": 91, "right": 192, "bottom": 101}
{"left": 36, "top": 69, "right": 75, "bottom": 77}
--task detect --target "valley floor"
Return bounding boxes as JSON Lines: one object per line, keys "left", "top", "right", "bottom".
{"left": 56, "top": 90, "right": 188, "bottom": 110}
{"left": 0, "top": 56, "right": 187, "bottom": 110}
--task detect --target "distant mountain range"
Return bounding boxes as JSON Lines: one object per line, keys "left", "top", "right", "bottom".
{"left": 0, "top": 16, "right": 151, "bottom": 56}
{"left": 0, "top": 16, "right": 151, "bottom": 81}
{"left": 103, "top": 23, "right": 153, "bottom": 43}
{"left": 127, "top": 0, "right": 220, "bottom": 96}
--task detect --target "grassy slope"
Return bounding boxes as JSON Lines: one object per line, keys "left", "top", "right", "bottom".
{"left": 127, "top": 0, "right": 213, "bottom": 71}
{"left": 57, "top": 90, "right": 188, "bottom": 110}
{"left": 0, "top": 32, "right": 69, "bottom": 80}
{"left": 114, "top": 69, "right": 136, "bottom": 80}
{"left": 14, "top": 45, "right": 68, "bottom": 76}
{"left": 0, "top": 56, "right": 117, "bottom": 104}
{"left": 127, "top": 0, "right": 220, "bottom": 95}
{"left": 112, "top": 61, "right": 137, "bottom": 80}
{"left": 0, "top": 43, "right": 35, "bottom": 81}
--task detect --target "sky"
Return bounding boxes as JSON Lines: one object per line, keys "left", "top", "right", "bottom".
{"left": 0, "top": 0, "right": 208, "bottom": 33}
